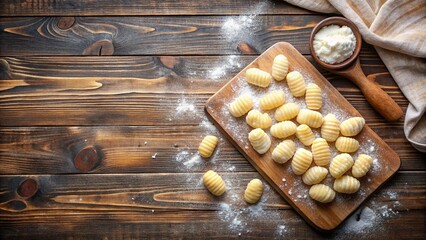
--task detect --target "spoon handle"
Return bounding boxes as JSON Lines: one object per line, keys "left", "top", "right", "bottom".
{"left": 340, "top": 60, "right": 403, "bottom": 122}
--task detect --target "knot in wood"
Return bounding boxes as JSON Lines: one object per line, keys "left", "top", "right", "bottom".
{"left": 237, "top": 42, "right": 258, "bottom": 54}
{"left": 83, "top": 40, "right": 114, "bottom": 56}
{"left": 17, "top": 178, "right": 38, "bottom": 199}
{"left": 57, "top": 17, "right": 76, "bottom": 30}
{"left": 0, "top": 59, "right": 12, "bottom": 80}
{"left": 74, "top": 146, "right": 99, "bottom": 172}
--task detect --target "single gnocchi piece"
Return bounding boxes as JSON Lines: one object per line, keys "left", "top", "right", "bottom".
{"left": 321, "top": 114, "right": 340, "bottom": 142}
{"left": 272, "top": 139, "right": 296, "bottom": 164}
{"left": 198, "top": 135, "right": 219, "bottom": 158}
{"left": 352, "top": 154, "right": 373, "bottom": 178}
{"left": 311, "top": 138, "right": 331, "bottom": 166}
{"left": 246, "top": 110, "right": 272, "bottom": 129}
{"left": 333, "top": 175, "right": 360, "bottom": 194}
{"left": 246, "top": 68, "right": 272, "bottom": 88}
{"left": 335, "top": 136, "right": 360, "bottom": 153}
{"left": 203, "top": 170, "right": 226, "bottom": 196}
{"left": 291, "top": 148, "right": 313, "bottom": 175}
{"left": 229, "top": 94, "right": 253, "bottom": 117}
{"left": 270, "top": 121, "right": 297, "bottom": 139}
{"left": 302, "top": 166, "right": 328, "bottom": 185}
{"left": 272, "top": 54, "right": 289, "bottom": 81}
{"left": 296, "top": 109, "right": 323, "bottom": 128}
{"left": 286, "top": 71, "right": 306, "bottom": 97}
{"left": 259, "top": 90, "right": 286, "bottom": 110}
{"left": 248, "top": 128, "right": 271, "bottom": 154}
{"left": 305, "top": 83, "right": 322, "bottom": 110}
{"left": 329, "top": 153, "right": 354, "bottom": 178}
{"left": 340, "top": 117, "right": 366, "bottom": 136}
{"left": 274, "top": 102, "right": 300, "bottom": 122}
{"left": 296, "top": 124, "right": 315, "bottom": 146}
{"left": 244, "top": 179, "right": 264, "bottom": 204}
{"left": 309, "top": 184, "right": 336, "bottom": 203}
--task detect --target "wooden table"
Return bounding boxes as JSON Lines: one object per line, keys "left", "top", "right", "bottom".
{"left": 1, "top": 1, "right": 425, "bottom": 239}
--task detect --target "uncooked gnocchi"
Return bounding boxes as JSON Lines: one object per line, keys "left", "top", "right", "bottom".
{"left": 329, "top": 153, "right": 354, "bottom": 178}
{"left": 274, "top": 102, "right": 300, "bottom": 122}
{"left": 272, "top": 54, "right": 289, "bottom": 81}
{"left": 340, "top": 117, "right": 365, "bottom": 137}
{"left": 259, "top": 90, "right": 286, "bottom": 110}
{"left": 246, "top": 109, "right": 272, "bottom": 129}
{"left": 305, "top": 83, "right": 322, "bottom": 110}
{"left": 244, "top": 179, "right": 264, "bottom": 204}
{"left": 335, "top": 137, "right": 360, "bottom": 153}
{"left": 321, "top": 114, "right": 340, "bottom": 142}
{"left": 229, "top": 94, "right": 253, "bottom": 117}
{"left": 352, "top": 154, "right": 373, "bottom": 178}
{"left": 272, "top": 139, "right": 296, "bottom": 164}
{"left": 296, "top": 124, "right": 315, "bottom": 146}
{"left": 296, "top": 109, "right": 323, "bottom": 128}
{"left": 270, "top": 121, "right": 297, "bottom": 139}
{"left": 333, "top": 175, "right": 360, "bottom": 194}
{"left": 198, "top": 135, "right": 219, "bottom": 158}
{"left": 309, "top": 184, "right": 336, "bottom": 203}
{"left": 291, "top": 148, "right": 313, "bottom": 175}
{"left": 248, "top": 128, "right": 271, "bottom": 154}
{"left": 203, "top": 170, "right": 226, "bottom": 196}
{"left": 246, "top": 68, "right": 272, "bottom": 88}
{"left": 311, "top": 138, "right": 331, "bottom": 166}
{"left": 302, "top": 166, "right": 328, "bottom": 185}
{"left": 286, "top": 71, "right": 306, "bottom": 97}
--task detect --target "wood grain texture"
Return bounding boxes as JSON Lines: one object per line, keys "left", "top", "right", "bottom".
{"left": 0, "top": 55, "right": 406, "bottom": 127}
{"left": 0, "top": 172, "right": 424, "bottom": 239}
{"left": 0, "top": 0, "right": 312, "bottom": 16}
{"left": 1, "top": 125, "right": 424, "bottom": 175}
{"left": 206, "top": 42, "right": 401, "bottom": 231}
{"left": 0, "top": 15, "right": 354, "bottom": 56}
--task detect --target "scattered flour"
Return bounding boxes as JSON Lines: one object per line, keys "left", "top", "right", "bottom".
{"left": 208, "top": 55, "right": 243, "bottom": 80}
{"left": 176, "top": 98, "right": 196, "bottom": 114}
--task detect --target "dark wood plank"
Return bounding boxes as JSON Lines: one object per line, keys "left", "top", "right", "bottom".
{"left": 1, "top": 15, "right": 345, "bottom": 56}
{"left": 2, "top": 125, "right": 423, "bottom": 175}
{"left": 0, "top": 54, "right": 405, "bottom": 127}
{"left": 0, "top": 0, "right": 312, "bottom": 16}
{"left": 0, "top": 172, "right": 424, "bottom": 238}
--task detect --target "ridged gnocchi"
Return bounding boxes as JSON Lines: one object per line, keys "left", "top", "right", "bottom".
{"left": 329, "top": 153, "right": 354, "bottom": 178}
{"left": 305, "top": 83, "right": 322, "bottom": 110}
{"left": 274, "top": 102, "right": 300, "bottom": 122}
{"left": 311, "top": 138, "right": 331, "bottom": 166}
{"left": 259, "top": 90, "right": 286, "bottom": 110}
{"left": 270, "top": 121, "right": 297, "bottom": 139}
{"left": 272, "top": 54, "right": 289, "bottom": 81}
{"left": 291, "top": 148, "right": 313, "bottom": 175}
{"left": 229, "top": 94, "right": 253, "bottom": 117}
{"left": 296, "top": 109, "right": 323, "bottom": 128}
{"left": 272, "top": 139, "right": 296, "bottom": 164}
{"left": 246, "top": 68, "right": 272, "bottom": 88}
{"left": 198, "top": 135, "right": 219, "bottom": 158}
{"left": 286, "top": 71, "right": 306, "bottom": 97}
{"left": 203, "top": 170, "right": 226, "bottom": 196}
{"left": 333, "top": 175, "right": 360, "bottom": 194}
{"left": 352, "top": 154, "right": 373, "bottom": 178}
{"left": 340, "top": 117, "right": 365, "bottom": 137}
{"left": 248, "top": 128, "right": 271, "bottom": 154}
{"left": 244, "top": 179, "right": 264, "bottom": 204}
{"left": 246, "top": 110, "right": 272, "bottom": 129}
{"left": 335, "top": 137, "right": 360, "bottom": 153}
{"left": 296, "top": 124, "right": 315, "bottom": 146}
{"left": 309, "top": 184, "right": 336, "bottom": 203}
{"left": 302, "top": 166, "right": 328, "bottom": 185}
{"left": 321, "top": 114, "right": 340, "bottom": 142}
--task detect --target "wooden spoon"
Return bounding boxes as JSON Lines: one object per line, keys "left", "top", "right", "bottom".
{"left": 309, "top": 17, "right": 403, "bottom": 122}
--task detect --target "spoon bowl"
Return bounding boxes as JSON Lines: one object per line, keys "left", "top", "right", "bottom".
{"left": 309, "top": 17, "right": 403, "bottom": 122}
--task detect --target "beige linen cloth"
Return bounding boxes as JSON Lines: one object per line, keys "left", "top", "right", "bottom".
{"left": 284, "top": 0, "right": 426, "bottom": 152}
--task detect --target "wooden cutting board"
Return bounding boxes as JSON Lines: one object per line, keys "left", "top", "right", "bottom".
{"left": 205, "top": 42, "right": 401, "bottom": 231}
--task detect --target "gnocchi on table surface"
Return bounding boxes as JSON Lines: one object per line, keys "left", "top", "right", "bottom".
{"left": 244, "top": 179, "right": 264, "bottom": 204}
{"left": 198, "top": 135, "right": 219, "bottom": 158}
{"left": 203, "top": 170, "right": 226, "bottom": 197}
